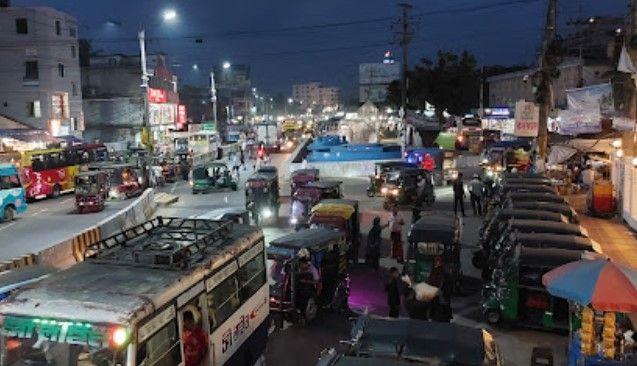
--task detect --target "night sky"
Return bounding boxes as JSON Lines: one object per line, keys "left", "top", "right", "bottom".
{"left": 14, "top": 0, "right": 630, "bottom": 97}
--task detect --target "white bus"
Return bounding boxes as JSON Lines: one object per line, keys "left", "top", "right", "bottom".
{"left": 0, "top": 217, "right": 269, "bottom": 366}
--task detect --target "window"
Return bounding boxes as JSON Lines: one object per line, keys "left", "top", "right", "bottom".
{"left": 70, "top": 45, "right": 76, "bottom": 58}
{"left": 55, "top": 20, "right": 61, "bottom": 36}
{"left": 72, "top": 82, "right": 77, "bottom": 96}
{"left": 69, "top": 27, "right": 76, "bottom": 37}
{"left": 0, "top": 175, "right": 21, "bottom": 190}
{"left": 26, "top": 100, "right": 41, "bottom": 118}
{"left": 238, "top": 252, "right": 266, "bottom": 302}
{"left": 57, "top": 63, "right": 64, "bottom": 78}
{"left": 15, "top": 18, "right": 27, "bottom": 34}
{"left": 207, "top": 275, "right": 240, "bottom": 331}
{"left": 136, "top": 321, "right": 182, "bottom": 366}
{"left": 24, "top": 61, "right": 38, "bottom": 80}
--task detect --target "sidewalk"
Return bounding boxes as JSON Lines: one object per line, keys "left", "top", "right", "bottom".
{"left": 568, "top": 194, "right": 637, "bottom": 268}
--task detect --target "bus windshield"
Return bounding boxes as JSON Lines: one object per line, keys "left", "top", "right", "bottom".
{"left": 1, "top": 316, "right": 127, "bottom": 366}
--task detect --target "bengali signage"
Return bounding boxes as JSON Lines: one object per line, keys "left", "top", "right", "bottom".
{"left": 514, "top": 100, "right": 539, "bottom": 137}
{"left": 147, "top": 88, "right": 168, "bottom": 103}
{"left": 177, "top": 105, "right": 187, "bottom": 127}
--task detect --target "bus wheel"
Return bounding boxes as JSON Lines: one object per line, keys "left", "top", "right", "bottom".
{"left": 485, "top": 309, "right": 501, "bottom": 325}
{"left": 3, "top": 207, "right": 15, "bottom": 222}
{"left": 51, "top": 184, "right": 61, "bottom": 198}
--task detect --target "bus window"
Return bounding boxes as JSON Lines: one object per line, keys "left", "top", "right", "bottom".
{"left": 136, "top": 320, "right": 182, "bottom": 366}
{"left": 0, "top": 174, "right": 21, "bottom": 189}
{"left": 238, "top": 252, "right": 266, "bottom": 302}
{"left": 207, "top": 276, "right": 240, "bottom": 330}
{"left": 31, "top": 154, "right": 44, "bottom": 171}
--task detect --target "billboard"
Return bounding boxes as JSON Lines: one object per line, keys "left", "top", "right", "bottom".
{"left": 514, "top": 100, "right": 539, "bottom": 137}
{"left": 359, "top": 63, "right": 400, "bottom": 85}
{"left": 359, "top": 85, "right": 390, "bottom": 103}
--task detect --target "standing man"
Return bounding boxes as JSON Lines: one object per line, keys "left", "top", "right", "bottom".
{"left": 385, "top": 267, "right": 401, "bottom": 318}
{"left": 468, "top": 174, "right": 485, "bottom": 216}
{"left": 389, "top": 206, "right": 405, "bottom": 263}
{"left": 182, "top": 311, "right": 208, "bottom": 366}
{"left": 453, "top": 173, "right": 466, "bottom": 217}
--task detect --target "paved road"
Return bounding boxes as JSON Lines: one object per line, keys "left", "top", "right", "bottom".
{"left": 0, "top": 194, "right": 131, "bottom": 262}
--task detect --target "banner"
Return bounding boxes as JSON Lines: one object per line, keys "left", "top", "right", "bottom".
{"left": 566, "top": 83, "right": 614, "bottom": 117}
{"left": 556, "top": 109, "right": 602, "bottom": 136}
{"left": 514, "top": 100, "right": 539, "bottom": 137}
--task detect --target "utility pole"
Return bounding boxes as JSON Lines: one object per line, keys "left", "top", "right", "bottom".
{"left": 138, "top": 28, "right": 151, "bottom": 152}
{"left": 396, "top": 2, "right": 413, "bottom": 151}
{"left": 535, "top": 0, "right": 558, "bottom": 159}
{"left": 210, "top": 72, "right": 218, "bottom": 125}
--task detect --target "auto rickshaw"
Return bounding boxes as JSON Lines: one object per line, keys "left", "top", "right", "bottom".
{"left": 502, "top": 177, "right": 554, "bottom": 186}
{"left": 290, "top": 181, "right": 343, "bottom": 227}
{"left": 89, "top": 163, "right": 144, "bottom": 199}
{"left": 160, "top": 158, "right": 178, "bottom": 183}
{"left": 196, "top": 206, "right": 250, "bottom": 224}
{"left": 407, "top": 214, "right": 462, "bottom": 292}
{"left": 74, "top": 171, "right": 108, "bottom": 213}
{"left": 496, "top": 183, "right": 556, "bottom": 197}
{"left": 246, "top": 168, "right": 280, "bottom": 225}
{"left": 367, "top": 162, "right": 419, "bottom": 197}
{"left": 499, "top": 192, "right": 567, "bottom": 210}
{"left": 480, "top": 209, "right": 568, "bottom": 246}
{"left": 267, "top": 228, "right": 349, "bottom": 324}
{"left": 291, "top": 168, "right": 320, "bottom": 196}
{"left": 483, "top": 246, "right": 586, "bottom": 330}
{"left": 190, "top": 162, "right": 238, "bottom": 194}
{"left": 341, "top": 315, "right": 503, "bottom": 365}
{"left": 309, "top": 201, "right": 361, "bottom": 262}
{"left": 381, "top": 168, "right": 432, "bottom": 210}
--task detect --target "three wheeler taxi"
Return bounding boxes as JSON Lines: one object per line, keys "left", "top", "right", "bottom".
{"left": 367, "top": 162, "right": 419, "bottom": 197}
{"left": 74, "top": 171, "right": 108, "bottom": 213}
{"left": 380, "top": 168, "right": 432, "bottom": 210}
{"left": 190, "top": 161, "right": 238, "bottom": 194}
{"left": 480, "top": 209, "right": 568, "bottom": 246}
{"left": 500, "top": 192, "right": 567, "bottom": 208}
{"left": 291, "top": 168, "right": 320, "bottom": 196}
{"left": 507, "top": 201, "right": 580, "bottom": 223}
{"left": 483, "top": 247, "right": 586, "bottom": 330}
{"left": 267, "top": 228, "right": 349, "bottom": 323}
{"left": 309, "top": 201, "right": 361, "bottom": 262}
{"left": 196, "top": 206, "right": 250, "bottom": 224}
{"left": 290, "top": 181, "right": 343, "bottom": 227}
{"left": 246, "top": 169, "right": 280, "bottom": 225}
{"left": 407, "top": 214, "right": 462, "bottom": 292}
{"left": 497, "top": 183, "right": 557, "bottom": 196}
{"left": 342, "top": 315, "right": 503, "bottom": 365}
{"left": 88, "top": 163, "right": 144, "bottom": 199}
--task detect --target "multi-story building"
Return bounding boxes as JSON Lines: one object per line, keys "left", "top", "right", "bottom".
{"left": 0, "top": 3, "right": 83, "bottom": 136}
{"left": 562, "top": 16, "right": 623, "bottom": 63}
{"left": 292, "top": 82, "right": 340, "bottom": 109}
{"left": 82, "top": 53, "right": 181, "bottom": 146}
{"left": 487, "top": 58, "right": 612, "bottom": 108}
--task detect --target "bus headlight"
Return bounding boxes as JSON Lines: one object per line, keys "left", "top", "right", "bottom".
{"left": 262, "top": 208, "right": 273, "bottom": 219}
{"left": 112, "top": 327, "right": 129, "bottom": 347}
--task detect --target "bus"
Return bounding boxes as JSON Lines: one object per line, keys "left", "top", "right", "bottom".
{"left": 0, "top": 144, "right": 108, "bottom": 200}
{"left": 0, "top": 217, "right": 269, "bottom": 366}
{"left": 0, "top": 165, "right": 27, "bottom": 221}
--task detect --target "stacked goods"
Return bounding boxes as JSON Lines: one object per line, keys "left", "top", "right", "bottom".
{"left": 581, "top": 307, "right": 595, "bottom": 356}
{"left": 602, "top": 312, "right": 616, "bottom": 359}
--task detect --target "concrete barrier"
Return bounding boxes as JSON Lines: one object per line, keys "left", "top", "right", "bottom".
{"left": 7, "top": 188, "right": 157, "bottom": 272}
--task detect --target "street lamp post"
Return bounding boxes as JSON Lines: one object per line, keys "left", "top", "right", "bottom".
{"left": 210, "top": 72, "right": 218, "bottom": 125}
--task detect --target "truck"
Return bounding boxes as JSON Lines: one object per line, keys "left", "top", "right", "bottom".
{"left": 255, "top": 122, "right": 280, "bottom": 152}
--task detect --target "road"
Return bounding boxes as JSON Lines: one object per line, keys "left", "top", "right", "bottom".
{"left": 0, "top": 194, "right": 131, "bottom": 262}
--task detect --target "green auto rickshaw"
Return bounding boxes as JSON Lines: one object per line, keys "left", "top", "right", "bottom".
{"left": 483, "top": 246, "right": 585, "bottom": 330}
{"left": 190, "top": 162, "right": 238, "bottom": 194}
{"left": 367, "top": 162, "right": 419, "bottom": 197}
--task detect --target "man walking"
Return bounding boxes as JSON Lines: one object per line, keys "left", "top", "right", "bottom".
{"left": 468, "top": 174, "right": 485, "bottom": 216}
{"left": 389, "top": 206, "right": 405, "bottom": 263}
{"left": 453, "top": 173, "right": 466, "bottom": 217}
{"left": 385, "top": 267, "right": 401, "bottom": 318}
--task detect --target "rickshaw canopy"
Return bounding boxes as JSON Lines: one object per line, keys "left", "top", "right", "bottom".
{"left": 409, "top": 214, "right": 458, "bottom": 244}
{"left": 506, "top": 192, "right": 566, "bottom": 204}
{"left": 493, "top": 209, "right": 567, "bottom": 223}
{"left": 268, "top": 228, "right": 345, "bottom": 259}
{"left": 500, "top": 184, "right": 556, "bottom": 194}
{"left": 508, "top": 201, "right": 579, "bottom": 222}
{"left": 311, "top": 203, "right": 355, "bottom": 220}
{"left": 516, "top": 246, "right": 586, "bottom": 267}
{"left": 507, "top": 219, "right": 588, "bottom": 237}
{"left": 513, "top": 233, "right": 595, "bottom": 252}
{"left": 306, "top": 180, "right": 342, "bottom": 190}
{"left": 291, "top": 168, "right": 319, "bottom": 181}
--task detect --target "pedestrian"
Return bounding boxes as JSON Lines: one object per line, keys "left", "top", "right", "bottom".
{"left": 468, "top": 174, "right": 484, "bottom": 216}
{"left": 231, "top": 152, "right": 240, "bottom": 177}
{"left": 452, "top": 172, "right": 466, "bottom": 217}
{"left": 582, "top": 164, "right": 595, "bottom": 191}
{"left": 366, "top": 217, "right": 386, "bottom": 269}
{"left": 389, "top": 206, "right": 405, "bottom": 263}
{"left": 385, "top": 267, "right": 401, "bottom": 318}
{"left": 239, "top": 148, "right": 245, "bottom": 171}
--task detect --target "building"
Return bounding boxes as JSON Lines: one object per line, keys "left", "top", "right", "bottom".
{"left": 487, "top": 58, "right": 612, "bottom": 108}
{"left": 0, "top": 3, "right": 83, "bottom": 136}
{"left": 359, "top": 54, "right": 400, "bottom": 103}
{"left": 563, "top": 16, "right": 623, "bottom": 63}
{"left": 292, "top": 82, "right": 340, "bottom": 109}
{"left": 82, "top": 53, "right": 181, "bottom": 146}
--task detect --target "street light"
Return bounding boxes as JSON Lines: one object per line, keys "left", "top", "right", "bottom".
{"left": 222, "top": 61, "right": 231, "bottom": 70}
{"left": 162, "top": 9, "right": 177, "bottom": 22}
{"left": 192, "top": 64, "right": 198, "bottom": 71}
{"left": 287, "top": 98, "right": 293, "bottom": 104}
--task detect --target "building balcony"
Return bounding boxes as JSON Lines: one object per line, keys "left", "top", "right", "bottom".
{"left": 22, "top": 77, "right": 39, "bottom": 86}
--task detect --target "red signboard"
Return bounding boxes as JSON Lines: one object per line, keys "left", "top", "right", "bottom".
{"left": 178, "top": 105, "right": 187, "bottom": 125}
{"left": 147, "top": 88, "right": 167, "bottom": 103}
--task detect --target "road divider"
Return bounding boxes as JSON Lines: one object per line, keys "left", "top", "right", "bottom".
{"left": 155, "top": 192, "right": 179, "bottom": 206}
{"left": 3, "top": 188, "right": 157, "bottom": 273}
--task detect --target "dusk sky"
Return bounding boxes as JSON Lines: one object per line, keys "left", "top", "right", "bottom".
{"left": 15, "top": 0, "right": 630, "bottom": 98}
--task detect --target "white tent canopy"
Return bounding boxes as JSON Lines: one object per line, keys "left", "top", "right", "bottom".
{"left": 547, "top": 138, "right": 614, "bottom": 165}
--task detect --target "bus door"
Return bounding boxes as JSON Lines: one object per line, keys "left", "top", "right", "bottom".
{"left": 176, "top": 281, "right": 211, "bottom": 366}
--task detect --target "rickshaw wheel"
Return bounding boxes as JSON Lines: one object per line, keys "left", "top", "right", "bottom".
{"left": 3, "top": 206, "right": 15, "bottom": 222}
{"left": 485, "top": 309, "right": 501, "bottom": 325}
{"left": 304, "top": 297, "right": 318, "bottom": 323}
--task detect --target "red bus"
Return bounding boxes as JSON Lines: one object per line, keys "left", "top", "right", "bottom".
{"left": 0, "top": 144, "right": 108, "bottom": 200}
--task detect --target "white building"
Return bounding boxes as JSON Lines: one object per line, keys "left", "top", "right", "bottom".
{"left": 0, "top": 4, "right": 83, "bottom": 136}
{"left": 292, "top": 82, "right": 339, "bottom": 109}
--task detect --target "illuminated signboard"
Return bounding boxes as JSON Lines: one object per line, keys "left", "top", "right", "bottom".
{"left": 178, "top": 105, "right": 187, "bottom": 126}
{"left": 147, "top": 88, "right": 167, "bottom": 103}
{"left": 2, "top": 316, "right": 110, "bottom": 348}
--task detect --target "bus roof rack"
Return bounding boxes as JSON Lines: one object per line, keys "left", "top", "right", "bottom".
{"left": 84, "top": 216, "right": 233, "bottom": 270}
